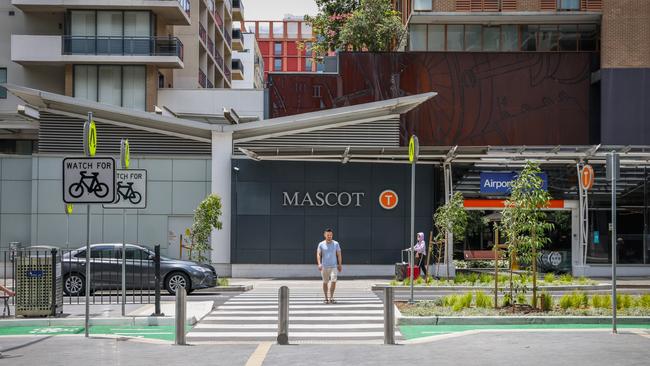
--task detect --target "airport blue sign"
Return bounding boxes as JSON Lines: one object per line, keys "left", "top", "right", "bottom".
{"left": 480, "top": 172, "right": 548, "bottom": 194}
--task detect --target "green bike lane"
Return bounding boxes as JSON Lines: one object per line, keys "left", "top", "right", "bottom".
{"left": 400, "top": 323, "right": 650, "bottom": 340}
{"left": 0, "top": 325, "right": 191, "bottom": 341}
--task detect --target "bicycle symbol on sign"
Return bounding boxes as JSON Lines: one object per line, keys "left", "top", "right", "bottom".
{"left": 69, "top": 171, "right": 109, "bottom": 198}
{"left": 116, "top": 182, "right": 142, "bottom": 204}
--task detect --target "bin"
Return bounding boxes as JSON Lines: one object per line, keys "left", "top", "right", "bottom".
{"left": 15, "top": 249, "right": 63, "bottom": 317}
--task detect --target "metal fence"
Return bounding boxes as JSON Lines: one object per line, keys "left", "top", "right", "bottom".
{"left": 1, "top": 246, "right": 161, "bottom": 311}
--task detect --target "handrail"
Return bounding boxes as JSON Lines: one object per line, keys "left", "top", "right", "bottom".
{"left": 62, "top": 36, "right": 184, "bottom": 59}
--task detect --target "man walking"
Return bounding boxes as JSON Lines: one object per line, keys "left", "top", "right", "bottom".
{"left": 317, "top": 228, "right": 342, "bottom": 304}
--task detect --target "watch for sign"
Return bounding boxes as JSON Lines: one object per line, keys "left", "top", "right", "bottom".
{"left": 282, "top": 192, "right": 365, "bottom": 207}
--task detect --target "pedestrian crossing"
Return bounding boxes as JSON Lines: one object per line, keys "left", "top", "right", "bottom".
{"left": 186, "top": 288, "right": 401, "bottom": 344}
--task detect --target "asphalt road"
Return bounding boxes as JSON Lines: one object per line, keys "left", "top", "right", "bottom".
{"left": 1, "top": 329, "right": 649, "bottom": 366}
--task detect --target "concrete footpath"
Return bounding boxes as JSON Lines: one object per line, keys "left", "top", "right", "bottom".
{"left": 1, "top": 328, "right": 649, "bottom": 366}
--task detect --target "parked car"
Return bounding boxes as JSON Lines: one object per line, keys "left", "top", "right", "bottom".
{"left": 61, "top": 243, "right": 217, "bottom": 296}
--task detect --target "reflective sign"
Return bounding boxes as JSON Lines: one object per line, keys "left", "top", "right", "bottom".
{"left": 103, "top": 169, "right": 147, "bottom": 209}
{"left": 63, "top": 157, "right": 116, "bottom": 203}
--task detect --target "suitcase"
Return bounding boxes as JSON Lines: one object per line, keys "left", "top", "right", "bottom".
{"left": 406, "top": 265, "right": 420, "bottom": 279}
{"left": 395, "top": 263, "right": 407, "bottom": 281}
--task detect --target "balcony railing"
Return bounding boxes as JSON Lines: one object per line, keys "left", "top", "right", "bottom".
{"left": 177, "top": 0, "right": 191, "bottom": 15}
{"left": 232, "top": 59, "right": 244, "bottom": 74}
{"left": 224, "top": 30, "right": 232, "bottom": 47}
{"left": 214, "top": 9, "right": 223, "bottom": 28}
{"left": 233, "top": 0, "right": 243, "bottom": 12}
{"left": 199, "top": 23, "right": 207, "bottom": 44}
{"left": 207, "top": 79, "right": 214, "bottom": 89}
{"left": 232, "top": 29, "right": 243, "bottom": 45}
{"left": 62, "top": 36, "right": 184, "bottom": 59}
{"left": 224, "top": 65, "right": 231, "bottom": 80}
{"left": 199, "top": 69, "right": 207, "bottom": 88}
{"left": 207, "top": 37, "right": 214, "bottom": 56}
{"left": 215, "top": 50, "right": 224, "bottom": 71}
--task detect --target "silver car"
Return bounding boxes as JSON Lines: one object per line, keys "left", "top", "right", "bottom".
{"left": 61, "top": 243, "right": 217, "bottom": 296}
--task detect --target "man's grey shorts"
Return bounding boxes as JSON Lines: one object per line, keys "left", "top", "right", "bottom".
{"left": 321, "top": 267, "right": 338, "bottom": 283}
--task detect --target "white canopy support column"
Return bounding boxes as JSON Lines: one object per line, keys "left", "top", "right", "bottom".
{"left": 211, "top": 131, "right": 233, "bottom": 276}
{"left": 577, "top": 162, "right": 589, "bottom": 266}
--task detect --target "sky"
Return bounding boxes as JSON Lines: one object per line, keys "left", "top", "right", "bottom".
{"left": 242, "top": 0, "right": 319, "bottom": 20}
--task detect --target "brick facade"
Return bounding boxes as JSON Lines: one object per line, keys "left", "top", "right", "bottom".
{"left": 434, "top": 0, "right": 456, "bottom": 11}
{"left": 602, "top": 0, "right": 650, "bottom": 68}
{"left": 517, "top": 0, "right": 540, "bottom": 11}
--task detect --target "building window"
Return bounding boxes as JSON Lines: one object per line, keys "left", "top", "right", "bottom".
{"left": 482, "top": 26, "right": 500, "bottom": 51}
{"left": 578, "top": 24, "right": 598, "bottom": 51}
{"left": 305, "top": 58, "right": 313, "bottom": 71}
{"left": 272, "top": 22, "right": 284, "bottom": 38}
{"left": 501, "top": 25, "right": 519, "bottom": 51}
{"left": 413, "top": 0, "right": 432, "bottom": 11}
{"left": 274, "top": 58, "right": 282, "bottom": 71}
{"left": 274, "top": 42, "right": 283, "bottom": 56}
{"left": 0, "top": 68, "right": 6, "bottom": 99}
{"left": 258, "top": 22, "right": 270, "bottom": 37}
{"left": 446, "top": 25, "right": 464, "bottom": 51}
{"left": 287, "top": 22, "right": 298, "bottom": 38}
{"left": 313, "top": 85, "right": 321, "bottom": 97}
{"left": 464, "top": 25, "right": 482, "bottom": 51}
{"left": 409, "top": 24, "right": 427, "bottom": 51}
{"left": 74, "top": 65, "right": 146, "bottom": 110}
{"left": 301, "top": 22, "right": 312, "bottom": 38}
{"left": 557, "top": 0, "right": 580, "bottom": 10}
{"left": 427, "top": 25, "right": 445, "bottom": 51}
{"left": 521, "top": 25, "right": 538, "bottom": 51}
{"left": 538, "top": 25, "right": 559, "bottom": 51}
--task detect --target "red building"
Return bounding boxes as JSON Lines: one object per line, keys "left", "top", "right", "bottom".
{"left": 245, "top": 16, "right": 317, "bottom": 79}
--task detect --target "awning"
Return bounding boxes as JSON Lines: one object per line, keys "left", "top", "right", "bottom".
{"left": 225, "top": 92, "right": 437, "bottom": 143}
{"left": 5, "top": 84, "right": 214, "bottom": 143}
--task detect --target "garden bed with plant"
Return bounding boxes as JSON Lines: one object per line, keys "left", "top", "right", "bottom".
{"left": 397, "top": 291, "right": 650, "bottom": 317}
{"left": 388, "top": 272, "right": 598, "bottom": 287}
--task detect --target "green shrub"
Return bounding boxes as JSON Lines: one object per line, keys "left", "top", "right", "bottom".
{"left": 454, "top": 273, "right": 468, "bottom": 284}
{"left": 389, "top": 279, "right": 399, "bottom": 286}
{"left": 218, "top": 277, "right": 229, "bottom": 287}
{"left": 452, "top": 292, "right": 473, "bottom": 311}
{"left": 415, "top": 276, "right": 425, "bottom": 285}
{"left": 403, "top": 277, "right": 411, "bottom": 286}
{"left": 498, "top": 274, "right": 508, "bottom": 284}
{"left": 559, "top": 294, "right": 572, "bottom": 309}
{"left": 617, "top": 294, "right": 633, "bottom": 309}
{"left": 591, "top": 294, "right": 611, "bottom": 309}
{"left": 569, "top": 291, "right": 588, "bottom": 308}
{"left": 466, "top": 273, "right": 479, "bottom": 285}
{"left": 637, "top": 294, "right": 650, "bottom": 308}
{"left": 540, "top": 292, "right": 554, "bottom": 311}
{"left": 518, "top": 273, "right": 532, "bottom": 284}
{"left": 516, "top": 293, "right": 528, "bottom": 305}
{"left": 559, "top": 274, "right": 573, "bottom": 283}
{"left": 475, "top": 291, "right": 493, "bottom": 308}
{"left": 544, "top": 273, "right": 556, "bottom": 284}
{"left": 577, "top": 276, "right": 590, "bottom": 285}
{"left": 442, "top": 294, "right": 458, "bottom": 307}
{"left": 478, "top": 273, "right": 493, "bottom": 284}
{"left": 502, "top": 293, "right": 513, "bottom": 307}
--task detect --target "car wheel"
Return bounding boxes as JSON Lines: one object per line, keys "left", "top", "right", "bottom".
{"left": 165, "top": 272, "right": 190, "bottom": 295}
{"left": 64, "top": 273, "right": 85, "bottom": 296}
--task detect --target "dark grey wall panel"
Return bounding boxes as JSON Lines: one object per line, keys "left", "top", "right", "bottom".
{"left": 601, "top": 68, "right": 650, "bottom": 145}
{"left": 232, "top": 161, "right": 436, "bottom": 264}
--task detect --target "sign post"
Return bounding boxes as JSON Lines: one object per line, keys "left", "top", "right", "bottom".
{"left": 607, "top": 152, "right": 620, "bottom": 334}
{"left": 63, "top": 112, "right": 115, "bottom": 337}
{"left": 408, "top": 135, "right": 419, "bottom": 304}
{"left": 121, "top": 139, "right": 129, "bottom": 316}
{"left": 65, "top": 204, "right": 73, "bottom": 247}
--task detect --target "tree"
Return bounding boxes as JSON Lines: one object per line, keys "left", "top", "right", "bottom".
{"left": 305, "top": 0, "right": 404, "bottom": 59}
{"left": 500, "top": 162, "right": 553, "bottom": 309}
{"left": 190, "top": 194, "right": 223, "bottom": 263}
{"left": 339, "top": 0, "right": 406, "bottom": 52}
{"left": 429, "top": 192, "right": 468, "bottom": 279}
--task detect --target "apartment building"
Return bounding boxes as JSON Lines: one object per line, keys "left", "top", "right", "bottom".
{"left": 172, "top": 0, "right": 245, "bottom": 89}
{"left": 244, "top": 15, "right": 316, "bottom": 79}
{"left": 232, "top": 32, "right": 265, "bottom": 89}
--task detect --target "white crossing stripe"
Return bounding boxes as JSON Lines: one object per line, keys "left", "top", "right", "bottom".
{"left": 186, "top": 288, "right": 400, "bottom": 343}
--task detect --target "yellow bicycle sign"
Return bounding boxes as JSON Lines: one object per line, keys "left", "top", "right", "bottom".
{"left": 408, "top": 135, "right": 419, "bottom": 164}
{"left": 121, "top": 139, "right": 130, "bottom": 169}
{"left": 85, "top": 119, "right": 97, "bottom": 157}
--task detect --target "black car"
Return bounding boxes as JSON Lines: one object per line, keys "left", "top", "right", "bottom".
{"left": 61, "top": 243, "right": 217, "bottom": 296}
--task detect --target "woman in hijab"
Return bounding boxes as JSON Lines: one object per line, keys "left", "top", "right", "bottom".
{"left": 414, "top": 232, "right": 428, "bottom": 278}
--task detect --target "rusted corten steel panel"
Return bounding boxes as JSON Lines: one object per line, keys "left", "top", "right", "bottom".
{"left": 268, "top": 52, "right": 593, "bottom": 146}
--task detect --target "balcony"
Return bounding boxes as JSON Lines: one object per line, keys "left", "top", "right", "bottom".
{"left": 199, "top": 23, "right": 207, "bottom": 45}
{"left": 224, "top": 64, "right": 231, "bottom": 81}
{"left": 214, "top": 9, "right": 224, "bottom": 28}
{"left": 207, "top": 79, "right": 214, "bottom": 89}
{"left": 232, "top": 29, "right": 244, "bottom": 51}
{"left": 215, "top": 50, "right": 225, "bottom": 72}
{"left": 11, "top": 35, "right": 184, "bottom": 68}
{"left": 11, "top": 0, "right": 191, "bottom": 25}
{"left": 224, "top": 30, "right": 232, "bottom": 50}
{"left": 232, "top": 0, "right": 244, "bottom": 21}
{"left": 231, "top": 59, "right": 244, "bottom": 80}
{"left": 199, "top": 69, "right": 207, "bottom": 88}
{"left": 207, "top": 37, "right": 215, "bottom": 57}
